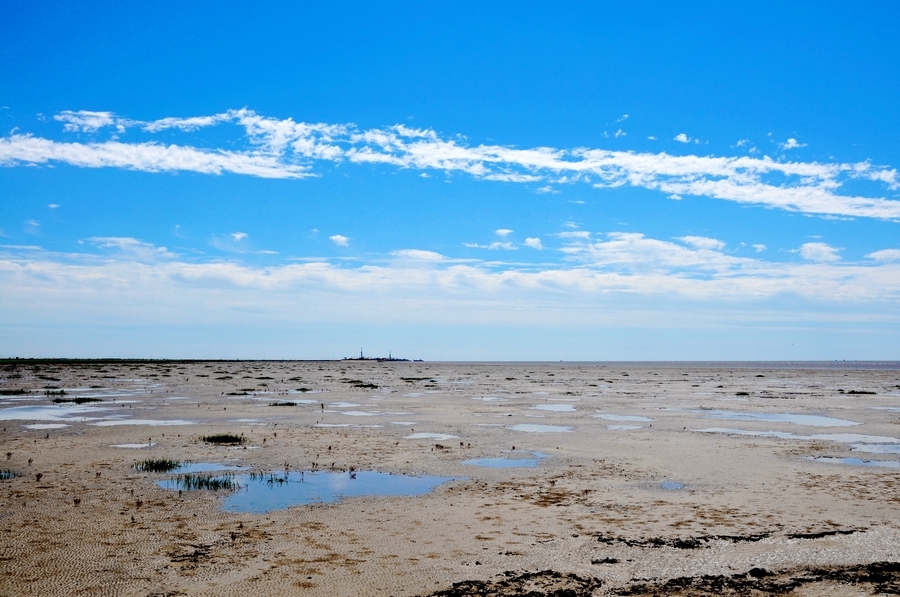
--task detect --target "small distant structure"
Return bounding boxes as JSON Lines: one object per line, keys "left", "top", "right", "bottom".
{"left": 342, "top": 348, "right": 412, "bottom": 362}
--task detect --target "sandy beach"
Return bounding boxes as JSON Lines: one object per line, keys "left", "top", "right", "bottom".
{"left": 2, "top": 360, "right": 900, "bottom": 596}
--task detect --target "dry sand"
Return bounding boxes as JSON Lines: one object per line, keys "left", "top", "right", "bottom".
{"left": 2, "top": 360, "right": 900, "bottom": 596}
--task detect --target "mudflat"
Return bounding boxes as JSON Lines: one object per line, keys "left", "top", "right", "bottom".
{"left": 2, "top": 360, "right": 899, "bottom": 596}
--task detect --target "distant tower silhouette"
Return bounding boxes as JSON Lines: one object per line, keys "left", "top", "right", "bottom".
{"left": 360, "top": 348, "right": 363, "bottom": 359}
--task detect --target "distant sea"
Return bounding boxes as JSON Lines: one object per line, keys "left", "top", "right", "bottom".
{"left": 468, "top": 361, "right": 900, "bottom": 370}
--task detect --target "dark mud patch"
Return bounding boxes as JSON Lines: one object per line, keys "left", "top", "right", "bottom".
{"left": 596, "top": 532, "right": 771, "bottom": 549}
{"left": 426, "top": 569, "right": 602, "bottom": 596}
{"left": 613, "top": 561, "right": 900, "bottom": 595}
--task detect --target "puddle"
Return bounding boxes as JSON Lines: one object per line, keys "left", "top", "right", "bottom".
{"left": 471, "top": 396, "right": 503, "bottom": 401}
{"left": 530, "top": 404, "right": 575, "bottom": 412}
{"left": 390, "top": 421, "right": 417, "bottom": 425}
{"left": 850, "top": 444, "right": 900, "bottom": 454}
{"left": 608, "top": 425, "right": 643, "bottom": 430}
{"left": 697, "top": 428, "right": 900, "bottom": 445}
{"left": 160, "top": 470, "right": 458, "bottom": 513}
{"left": 509, "top": 424, "right": 572, "bottom": 433}
{"left": 547, "top": 398, "right": 581, "bottom": 402}
{"left": 0, "top": 404, "right": 112, "bottom": 422}
{"left": 329, "top": 402, "right": 360, "bottom": 408}
{"left": 595, "top": 414, "right": 653, "bottom": 422}
{"left": 807, "top": 457, "right": 900, "bottom": 469}
{"left": 404, "top": 432, "right": 459, "bottom": 440}
{"left": 175, "top": 462, "right": 248, "bottom": 474}
{"left": 90, "top": 419, "right": 196, "bottom": 427}
{"left": 112, "top": 443, "right": 155, "bottom": 448}
{"left": 661, "top": 481, "right": 684, "bottom": 490}
{"left": 24, "top": 423, "right": 69, "bottom": 430}
{"left": 692, "top": 410, "right": 859, "bottom": 427}
{"left": 463, "top": 452, "right": 547, "bottom": 468}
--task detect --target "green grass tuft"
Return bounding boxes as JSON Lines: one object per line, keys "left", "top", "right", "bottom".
{"left": 134, "top": 458, "right": 182, "bottom": 472}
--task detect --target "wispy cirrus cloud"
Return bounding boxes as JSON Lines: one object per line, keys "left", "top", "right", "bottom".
{"left": 2, "top": 109, "right": 899, "bottom": 219}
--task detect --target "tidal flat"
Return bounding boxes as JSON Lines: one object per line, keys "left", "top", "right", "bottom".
{"left": 1, "top": 359, "right": 900, "bottom": 596}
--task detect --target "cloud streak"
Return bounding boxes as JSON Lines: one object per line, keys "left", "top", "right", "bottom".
{"left": 2, "top": 109, "right": 899, "bottom": 219}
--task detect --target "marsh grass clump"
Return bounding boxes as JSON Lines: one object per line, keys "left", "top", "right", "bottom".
{"left": 134, "top": 458, "right": 182, "bottom": 473}
{"left": 52, "top": 397, "right": 102, "bottom": 404}
{"left": 174, "top": 472, "right": 238, "bottom": 491}
{"left": 202, "top": 433, "right": 245, "bottom": 445}
{"left": 0, "top": 469, "right": 15, "bottom": 480}
{"left": 0, "top": 388, "right": 27, "bottom": 396}
{"left": 248, "top": 470, "right": 289, "bottom": 486}
{"left": 269, "top": 401, "right": 297, "bottom": 407}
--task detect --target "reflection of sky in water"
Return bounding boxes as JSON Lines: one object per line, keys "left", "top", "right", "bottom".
{"left": 91, "top": 419, "right": 196, "bottom": 426}
{"left": 509, "top": 424, "right": 571, "bottom": 433}
{"left": 698, "top": 428, "right": 900, "bottom": 444}
{"left": 595, "top": 413, "right": 653, "bottom": 422}
{"left": 531, "top": 404, "right": 575, "bottom": 412}
{"left": 404, "top": 432, "right": 458, "bottom": 440}
{"left": 850, "top": 443, "right": 900, "bottom": 454}
{"left": 808, "top": 457, "right": 900, "bottom": 469}
{"left": 159, "top": 471, "right": 457, "bottom": 514}
{"left": 608, "top": 425, "right": 643, "bottom": 430}
{"left": 682, "top": 409, "right": 859, "bottom": 427}
{"left": 0, "top": 404, "right": 112, "bottom": 421}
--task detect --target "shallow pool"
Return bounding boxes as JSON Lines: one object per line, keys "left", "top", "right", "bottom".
{"left": 509, "top": 424, "right": 572, "bottom": 433}
{"left": 160, "top": 470, "right": 458, "bottom": 513}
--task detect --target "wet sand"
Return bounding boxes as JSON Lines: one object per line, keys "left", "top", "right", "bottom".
{"left": 2, "top": 360, "right": 900, "bottom": 596}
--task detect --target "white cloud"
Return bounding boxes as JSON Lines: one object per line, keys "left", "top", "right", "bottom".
{"left": 85, "top": 236, "right": 177, "bottom": 260}
{"left": 231, "top": 232, "right": 248, "bottom": 241}
{"left": 616, "top": 114, "right": 629, "bottom": 122}
{"left": 1, "top": 108, "right": 898, "bottom": 219}
{"left": 330, "top": 235, "right": 349, "bottom": 247}
{"left": 464, "top": 241, "right": 516, "bottom": 250}
{"left": 866, "top": 248, "right": 900, "bottom": 262}
{"left": 678, "top": 236, "right": 726, "bottom": 250}
{"left": 47, "top": 204, "right": 59, "bottom": 209}
{"left": 556, "top": 231, "right": 591, "bottom": 239}
{"left": 534, "top": 186, "right": 559, "bottom": 194}
{"left": 54, "top": 110, "right": 128, "bottom": 133}
{"left": 735, "top": 139, "right": 748, "bottom": 147}
{"left": 780, "top": 138, "right": 807, "bottom": 150}
{"left": 800, "top": 242, "right": 840, "bottom": 262}
{"left": 25, "top": 219, "right": 39, "bottom": 227}
{"left": 674, "top": 133, "right": 691, "bottom": 143}
{"left": 391, "top": 249, "right": 445, "bottom": 261}
{"left": 495, "top": 229, "right": 514, "bottom": 237}
{"left": 525, "top": 237, "right": 544, "bottom": 250}
{"left": 614, "top": 129, "right": 626, "bottom": 138}
{"left": 647, "top": 136, "right": 657, "bottom": 140}
{"left": 753, "top": 244, "right": 767, "bottom": 252}
{"left": 3, "top": 235, "right": 899, "bottom": 329}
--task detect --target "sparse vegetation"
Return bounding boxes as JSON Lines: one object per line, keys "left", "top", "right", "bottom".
{"left": 0, "top": 388, "right": 27, "bottom": 395}
{"left": 202, "top": 433, "right": 245, "bottom": 445}
{"left": 133, "top": 458, "right": 182, "bottom": 472}
{"left": 269, "top": 401, "right": 297, "bottom": 407}
{"left": 172, "top": 472, "right": 238, "bottom": 491}
{"left": 52, "top": 397, "right": 102, "bottom": 404}
{"left": 249, "top": 470, "right": 288, "bottom": 485}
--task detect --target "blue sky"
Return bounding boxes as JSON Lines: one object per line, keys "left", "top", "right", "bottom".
{"left": 1, "top": 2, "right": 899, "bottom": 359}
